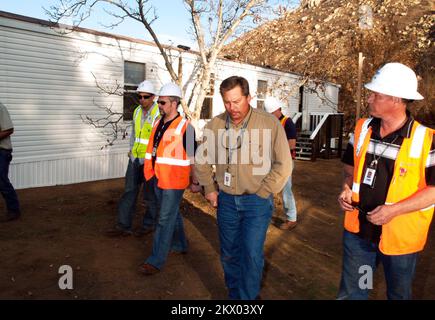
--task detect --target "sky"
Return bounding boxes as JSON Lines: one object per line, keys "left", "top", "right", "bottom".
{"left": 0, "top": 0, "right": 196, "bottom": 47}
{"left": 0, "top": 0, "right": 297, "bottom": 49}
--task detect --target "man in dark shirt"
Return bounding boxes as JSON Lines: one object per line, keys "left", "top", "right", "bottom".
{"left": 341, "top": 114, "right": 435, "bottom": 244}
{"left": 264, "top": 97, "right": 298, "bottom": 230}
{"left": 337, "top": 63, "right": 435, "bottom": 300}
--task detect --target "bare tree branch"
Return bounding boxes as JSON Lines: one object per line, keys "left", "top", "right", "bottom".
{"left": 46, "top": 0, "right": 270, "bottom": 147}
{"left": 184, "top": 0, "right": 267, "bottom": 119}
{"left": 80, "top": 101, "right": 130, "bottom": 149}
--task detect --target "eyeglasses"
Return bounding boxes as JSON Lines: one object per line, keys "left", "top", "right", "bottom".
{"left": 138, "top": 95, "right": 152, "bottom": 100}
{"left": 157, "top": 100, "right": 168, "bottom": 105}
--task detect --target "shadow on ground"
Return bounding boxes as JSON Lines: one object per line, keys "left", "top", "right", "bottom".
{"left": 1, "top": 159, "right": 434, "bottom": 299}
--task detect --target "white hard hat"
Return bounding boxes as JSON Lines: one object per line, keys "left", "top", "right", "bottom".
{"left": 264, "top": 96, "right": 283, "bottom": 113}
{"left": 364, "top": 62, "right": 423, "bottom": 100}
{"left": 136, "top": 80, "right": 156, "bottom": 94}
{"left": 159, "top": 83, "right": 182, "bottom": 98}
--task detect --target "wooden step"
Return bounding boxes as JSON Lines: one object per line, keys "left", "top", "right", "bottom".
{"left": 295, "top": 156, "right": 312, "bottom": 161}
{"left": 297, "top": 141, "right": 312, "bottom": 146}
{"left": 297, "top": 151, "right": 313, "bottom": 156}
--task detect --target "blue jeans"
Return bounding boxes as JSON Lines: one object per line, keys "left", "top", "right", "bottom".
{"left": 145, "top": 180, "right": 187, "bottom": 270}
{"left": 282, "top": 176, "right": 297, "bottom": 222}
{"left": 117, "top": 158, "right": 157, "bottom": 231}
{"left": 0, "top": 149, "right": 20, "bottom": 216}
{"left": 217, "top": 192, "right": 273, "bottom": 300}
{"left": 338, "top": 230, "right": 417, "bottom": 300}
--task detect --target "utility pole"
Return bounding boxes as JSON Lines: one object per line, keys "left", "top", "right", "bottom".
{"left": 356, "top": 4, "right": 372, "bottom": 122}
{"left": 356, "top": 52, "right": 365, "bottom": 122}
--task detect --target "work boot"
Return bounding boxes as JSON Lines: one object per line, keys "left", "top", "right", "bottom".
{"left": 0, "top": 213, "right": 20, "bottom": 223}
{"left": 133, "top": 227, "right": 154, "bottom": 237}
{"left": 105, "top": 226, "right": 132, "bottom": 237}
{"left": 279, "top": 220, "right": 297, "bottom": 231}
{"left": 138, "top": 263, "right": 160, "bottom": 275}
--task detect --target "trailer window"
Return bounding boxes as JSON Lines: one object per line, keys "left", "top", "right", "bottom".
{"left": 123, "top": 61, "right": 146, "bottom": 120}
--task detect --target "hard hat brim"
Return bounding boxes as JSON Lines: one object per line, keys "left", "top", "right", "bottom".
{"left": 265, "top": 106, "right": 281, "bottom": 113}
{"left": 136, "top": 90, "right": 155, "bottom": 94}
{"left": 364, "top": 82, "right": 424, "bottom": 100}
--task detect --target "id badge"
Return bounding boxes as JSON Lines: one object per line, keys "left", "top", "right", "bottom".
{"left": 362, "top": 167, "right": 376, "bottom": 188}
{"left": 224, "top": 172, "right": 231, "bottom": 187}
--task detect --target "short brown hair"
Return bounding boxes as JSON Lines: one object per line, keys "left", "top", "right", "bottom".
{"left": 169, "top": 96, "right": 181, "bottom": 105}
{"left": 219, "top": 76, "right": 250, "bottom": 97}
{"left": 402, "top": 98, "right": 414, "bottom": 105}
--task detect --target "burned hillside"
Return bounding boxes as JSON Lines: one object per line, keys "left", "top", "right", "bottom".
{"left": 224, "top": 0, "right": 434, "bottom": 130}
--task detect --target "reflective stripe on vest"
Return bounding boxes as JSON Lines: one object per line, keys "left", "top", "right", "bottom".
{"left": 350, "top": 118, "right": 373, "bottom": 204}
{"left": 386, "top": 202, "right": 434, "bottom": 212}
{"left": 410, "top": 124, "right": 426, "bottom": 158}
{"left": 144, "top": 116, "right": 191, "bottom": 190}
{"left": 135, "top": 138, "right": 149, "bottom": 145}
{"left": 175, "top": 118, "right": 187, "bottom": 135}
{"left": 352, "top": 182, "right": 360, "bottom": 194}
{"left": 344, "top": 118, "right": 434, "bottom": 254}
{"left": 132, "top": 103, "right": 159, "bottom": 159}
{"left": 155, "top": 157, "right": 190, "bottom": 166}
{"left": 356, "top": 118, "right": 373, "bottom": 156}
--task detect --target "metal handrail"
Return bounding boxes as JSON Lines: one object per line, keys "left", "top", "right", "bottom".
{"left": 291, "top": 112, "right": 302, "bottom": 123}
{"left": 295, "top": 113, "right": 344, "bottom": 161}
{"left": 310, "top": 113, "right": 329, "bottom": 140}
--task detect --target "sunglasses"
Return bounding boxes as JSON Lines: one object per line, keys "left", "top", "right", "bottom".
{"left": 138, "top": 95, "right": 152, "bottom": 100}
{"left": 352, "top": 203, "right": 367, "bottom": 215}
{"left": 157, "top": 100, "right": 169, "bottom": 105}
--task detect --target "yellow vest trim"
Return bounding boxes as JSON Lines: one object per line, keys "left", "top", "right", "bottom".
{"left": 132, "top": 103, "right": 159, "bottom": 159}
{"left": 345, "top": 118, "right": 434, "bottom": 255}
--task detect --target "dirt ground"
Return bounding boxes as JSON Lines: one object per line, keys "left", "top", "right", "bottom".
{"left": 1, "top": 159, "right": 434, "bottom": 300}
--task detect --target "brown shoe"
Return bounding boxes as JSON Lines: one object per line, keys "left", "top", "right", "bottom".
{"left": 138, "top": 263, "right": 160, "bottom": 275}
{"left": 279, "top": 220, "right": 297, "bottom": 230}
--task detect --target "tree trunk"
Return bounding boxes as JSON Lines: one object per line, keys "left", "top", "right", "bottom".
{"left": 192, "top": 67, "right": 212, "bottom": 121}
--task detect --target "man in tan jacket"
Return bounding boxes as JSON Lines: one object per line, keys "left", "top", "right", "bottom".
{"left": 195, "top": 76, "right": 291, "bottom": 300}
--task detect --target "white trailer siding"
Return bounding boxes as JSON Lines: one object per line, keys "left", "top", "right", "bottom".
{"left": 304, "top": 82, "right": 340, "bottom": 114}
{"left": 0, "top": 13, "right": 179, "bottom": 189}
{"left": 0, "top": 11, "right": 340, "bottom": 189}
{"left": 205, "top": 59, "right": 339, "bottom": 121}
{"left": 212, "top": 59, "right": 301, "bottom": 115}
{"left": 1, "top": 16, "right": 146, "bottom": 188}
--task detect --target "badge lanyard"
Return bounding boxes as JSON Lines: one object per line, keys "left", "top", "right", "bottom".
{"left": 151, "top": 120, "right": 172, "bottom": 167}
{"left": 363, "top": 135, "right": 398, "bottom": 188}
{"left": 222, "top": 112, "right": 252, "bottom": 187}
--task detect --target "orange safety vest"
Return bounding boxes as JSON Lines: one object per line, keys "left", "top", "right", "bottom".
{"left": 144, "top": 116, "right": 191, "bottom": 190}
{"left": 345, "top": 118, "right": 434, "bottom": 255}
